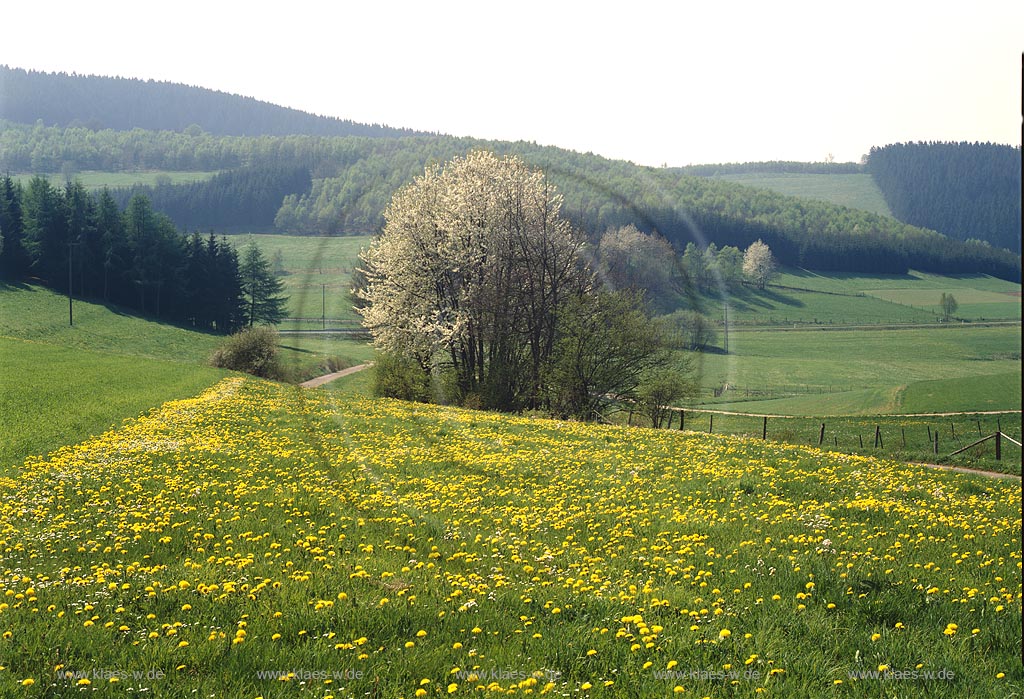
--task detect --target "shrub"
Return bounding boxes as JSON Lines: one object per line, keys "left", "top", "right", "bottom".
{"left": 372, "top": 351, "right": 430, "bottom": 402}
{"left": 210, "top": 326, "right": 282, "bottom": 379}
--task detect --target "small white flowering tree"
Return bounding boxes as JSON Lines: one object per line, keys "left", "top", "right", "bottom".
{"left": 742, "top": 239, "right": 777, "bottom": 290}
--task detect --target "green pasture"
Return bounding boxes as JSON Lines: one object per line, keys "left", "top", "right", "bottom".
{"left": 774, "top": 268, "right": 1021, "bottom": 294}
{"left": 0, "top": 282, "right": 223, "bottom": 362}
{"left": 710, "top": 172, "right": 893, "bottom": 217}
{"left": 694, "top": 324, "right": 1021, "bottom": 414}
{"left": 615, "top": 406, "right": 1021, "bottom": 476}
{"left": 225, "top": 233, "right": 372, "bottom": 323}
{"left": 0, "top": 336, "right": 229, "bottom": 473}
{"left": 12, "top": 170, "right": 219, "bottom": 190}
{"left": 697, "top": 284, "right": 939, "bottom": 326}
{"left": 0, "top": 284, "right": 375, "bottom": 469}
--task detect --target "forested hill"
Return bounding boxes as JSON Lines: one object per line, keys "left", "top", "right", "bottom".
{"left": 0, "top": 66, "right": 423, "bottom": 138}
{"left": 866, "top": 142, "right": 1021, "bottom": 254}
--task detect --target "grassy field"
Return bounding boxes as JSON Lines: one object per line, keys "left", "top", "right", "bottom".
{"left": 0, "top": 336, "right": 228, "bottom": 471}
{"left": 225, "top": 233, "right": 371, "bottom": 325}
{"left": 0, "top": 284, "right": 373, "bottom": 469}
{"left": 614, "top": 407, "right": 1021, "bottom": 476}
{"left": 695, "top": 324, "right": 1021, "bottom": 414}
{"left": 12, "top": 170, "right": 220, "bottom": 190}
{"left": 0, "top": 377, "right": 1018, "bottom": 697}
{"left": 692, "top": 269, "right": 1021, "bottom": 326}
{"left": 709, "top": 173, "right": 893, "bottom": 217}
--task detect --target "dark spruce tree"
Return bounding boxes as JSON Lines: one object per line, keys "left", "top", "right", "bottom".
{"left": 239, "top": 242, "right": 287, "bottom": 327}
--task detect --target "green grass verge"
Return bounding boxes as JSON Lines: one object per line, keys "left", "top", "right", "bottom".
{"left": 0, "top": 336, "right": 229, "bottom": 471}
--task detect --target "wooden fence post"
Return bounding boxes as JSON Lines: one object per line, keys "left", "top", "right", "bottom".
{"left": 859, "top": 434, "right": 864, "bottom": 448}
{"left": 708, "top": 414, "right": 714, "bottom": 434}
{"left": 901, "top": 428, "right": 906, "bottom": 448}
{"left": 996, "top": 431, "right": 1002, "bottom": 461}
{"left": 627, "top": 408, "right": 633, "bottom": 426}
{"left": 950, "top": 421, "right": 956, "bottom": 439}
{"left": 976, "top": 419, "right": 982, "bottom": 435}
{"left": 679, "top": 409, "right": 685, "bottom": 430}
{"left": 818, "top": 423, "right": 825, "bottom": 446}
{"left": 934, "top": 431, "right": 939, "bottom": 455}
{"left": 874, "top": 425, "right": 882, "bottom": 449}
{"left": 666, "top": 411, "right": 673, "bottom": 430}
{"left": 762, "top": 416, "right": 768, "bottom": 440}
{"left": 927, "top": 426, "right": 932, "bottom": 442}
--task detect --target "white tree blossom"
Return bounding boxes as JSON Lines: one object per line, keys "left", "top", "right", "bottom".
{"left": 742, "top": 239, "right": 777, "bottom": 290}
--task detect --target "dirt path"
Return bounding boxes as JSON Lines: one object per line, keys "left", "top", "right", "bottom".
{"left": 911, "top": 461, "right": 1021, "bottom": 481}
{"left": 299, "top": 362, "right": 373, "bottom": 388}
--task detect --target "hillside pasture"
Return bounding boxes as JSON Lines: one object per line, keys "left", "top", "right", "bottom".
{"left": 0, "top": 336, "right": 228, "bottom": 472}
{"left": 709, "top": 172, "right": 893, "bottom": 217}
{"left": 861, "top": 287, "right": 1021, "bottom": 321}
{"left": 0, "top": 378, "right": 1018, "bottom": 697}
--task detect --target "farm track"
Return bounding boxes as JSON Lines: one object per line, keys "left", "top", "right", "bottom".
{"left": 299, "top": 362, "right": 373, "bottom": 388}
{"left": 914, "top": 461, "right": 1022, "bottom": 481}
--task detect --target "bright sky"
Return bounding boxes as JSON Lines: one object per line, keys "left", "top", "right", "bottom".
{"left": 3, "top": 0, "right": 1021, "bottom": 167}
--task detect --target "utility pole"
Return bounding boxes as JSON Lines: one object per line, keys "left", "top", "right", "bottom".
{"left": 322, "top": 284, "right": 326, "bottom": 330}
{"left": 723, "top": 304, "right": 729, "bottom": 354}
{"left": 68, "top": 241, "right": 79, "bottom": 326}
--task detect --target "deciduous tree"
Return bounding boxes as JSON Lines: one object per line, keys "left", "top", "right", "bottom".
{"left": 743, "top": 239, "right": 777, "bottom": 290}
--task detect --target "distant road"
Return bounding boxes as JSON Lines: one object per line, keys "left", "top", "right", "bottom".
{"left": 300, "top": 362, "right": 373, "bottom": 388}
{"left": 278, "top": 328, "right": 369, "bottom": 336}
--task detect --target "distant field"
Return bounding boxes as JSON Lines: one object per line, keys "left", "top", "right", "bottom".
{"left": 12, "top": 169, "right": 219, "bottom": 190}
{"left": 687, "top": 269, "right": 1022, "bottom": 326}
{"left": 225, "top": 233, "right": 371, "bottom": 323}
{"left": 775, "top": 268, "right": 1022, "bottom": 294}
{"left": 898, "top": 371, "right": 1023, "bottom": 413}
{"left": 696, "top": 324, "right": 1021, "bottom": 414}
{"left": 862, "top": 287, "right": 1021, "bottom": 320}
{"left": 710, "top": 172, "right": 893, "bottom": 217}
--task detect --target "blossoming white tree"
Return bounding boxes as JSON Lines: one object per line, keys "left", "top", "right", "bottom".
{"left": 742, "top": 239, "right": 777, "bottom": 290}
{"left": 358, "top": 150, "right": 587, "bottom": 409}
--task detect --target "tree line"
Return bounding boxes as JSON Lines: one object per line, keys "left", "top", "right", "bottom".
{"left": 2, "top": 122, "right": 1019, "bottom": 281}
{"left": 0, "top": 66, "right": 424, "bottom": 139}
{"left": 0, "top": 175, "right": 285, "bottom": 331}
{"left": 109, "top": 164, "right": 312, "bottom": 233}
{"left": 866, "top": 142, "right": 1021, "bottom": 254}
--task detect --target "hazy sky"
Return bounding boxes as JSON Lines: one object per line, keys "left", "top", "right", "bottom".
{"left": 3, "top": 0, "right": 1021, "bottom": 167}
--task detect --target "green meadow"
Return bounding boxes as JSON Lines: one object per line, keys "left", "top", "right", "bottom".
{"left": 225, "top": 233, "right": 370, "bottom": 325}
{"left": 12, "top": 170, "right": 219, "bottom": 190}
{"left": 710, "top": 172, "right": 894, "bottom": 217}
{"left": 697, "top": 325, "right": 1021, "bottom": 414}
{"left": 0, "top": 283, "right": 373, "bottom": 470}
